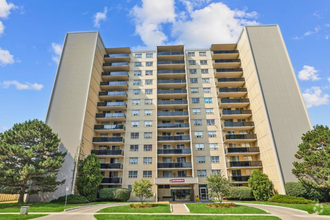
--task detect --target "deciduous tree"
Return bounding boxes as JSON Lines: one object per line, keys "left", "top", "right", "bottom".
{"left": 132, "top": 179, "right": 153, "bottom": 204}
{"left": 206, "top": 173, "right": 230, "bottom": 203}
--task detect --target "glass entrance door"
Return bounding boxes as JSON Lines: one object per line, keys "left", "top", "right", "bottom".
{"left": 199, "top": 185, "right": 208, "bottom": 200}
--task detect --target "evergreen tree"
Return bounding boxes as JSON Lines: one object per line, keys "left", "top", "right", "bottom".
{"left": 0, "top": 119, "right": 66, "bottom": 203}
{"left": 206, "top": 173, "right": 230, "bottom": 203}
{"left": 248, "top": 169, "right": 274, "bottom": 201}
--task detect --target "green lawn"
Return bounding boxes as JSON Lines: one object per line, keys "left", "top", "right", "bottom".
{"left": 98, "top": 204, "right": 171, "bottom": 213}
{"left": 186, "top": 203, "right": 268, "bottom": 214}
{"left": 0, "top": 214, "right": 47, "bottom": 220}
{"left": 94, "top": 215, "right": 280, "bottom": 220}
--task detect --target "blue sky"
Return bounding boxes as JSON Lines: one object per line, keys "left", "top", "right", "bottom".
{"left": 0, "top": 0, "right": 329, "bottom": 131}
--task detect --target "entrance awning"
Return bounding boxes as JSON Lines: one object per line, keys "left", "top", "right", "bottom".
{"left": 155, "top": 177, "right": 198, "bottom": 184}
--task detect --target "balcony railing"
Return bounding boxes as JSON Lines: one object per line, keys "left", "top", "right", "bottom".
{"left": 158, "top": 135, "right": 190, "bottom": 141}
{"left": 91, "top": 149, "right": 124, "bottom": 156}
{"left": 219, "top": 88, "right": 247, "bottom": 93}
{"left": 157, "top": 123, "right": 189, "bottom": 129}
{"left": 226, "top": 147, "right": 259, "bottom": 154}
{"left": 103, "top": 62, "right": 128, "bottom": 66}
{"left": 93, "top": 137, "right": 124, "bottom": 143}
{"left": 222, "top": 110, "right": 252, "bottom": 115}
{"left": 224, "top": 134, "right": 257, "bottom": 140}
{"left": 95, "top": 113, "right": 126, "bottom": 119}
{"left": 94, "top": 124, "right": 125, "bottom": 130}
{"left": 158, "top": 79, "right": 186, "bottom": 84}
{"left": 230, "top": 176, "right": 250, "bottom": 182}
{"left": 227, "top": 161, "right": 262, "bottom": 167}
{"left": 104, "top": 54, "right": 129, "bottom": 58}
{"left": 218, "top": 78, "right": 245, "bottom": 82}
{"left": 158, "top": 70, "right": 185, "bottom": 74}
{"left": 101, "top": 177, "right": 122, "bottom": 184}
{"left": 158, "top": 111, "right": 189, "bottom": 117}
{"left": 158, "top": 100, "right": 188, "bottom": 105}
{"left": 221, "top": 98, "right": 249, "bottom": 104}
{"left": 157, "top": 52, "right": 184, "bottom": 56}
{"left": 158, "top": 89, "right": 187, "bottom": 94}
{"left": 97, "top": 102, "right": 126, "bottom": 107}
{"left": 158, "top": 162, "right": 192, "bottom": 168}
{"left": 100, "top": 81, "right": 127, "bottom": 86}
{"left": 216, "top": 68, "right": 243, "bottom": 72}
{"left": 157, "top": 175, "right": 192, "bottom": 178}
{"left": 223, "top": 121, "right": 254, "bottom": 127}
{"left": 157, "top": 149, "right": 191, "bottom": 154}
{"left": 213, "top": 50, "right": 239, "bottom": 54}
{"left": 100, "top": 163, "right": 123, "bottom": 169}
{"left": 215, "top": 59, "right": 241, "bottom": 63}
{"left": 99, "top": 91, "right": 127, "bottom": 96}
{"left": 157, "top": 60, "right": 185, "bottom": 65}
{"left": 101, "top": 71, "right": 128, "bottom": 76}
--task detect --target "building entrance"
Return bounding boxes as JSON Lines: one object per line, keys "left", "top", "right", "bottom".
{"left": 199, "top": 184, "right": 208, "bottom": 200}
{"left": 158, "top": 184, "right": 193, "bottom": 201}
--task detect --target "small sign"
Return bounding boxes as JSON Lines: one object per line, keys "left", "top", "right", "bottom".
{"left": 170, "top": 179, "right": 185, "bottom": 183}
{"left": 66, "top": 186, "right": 69, "bottom": 192}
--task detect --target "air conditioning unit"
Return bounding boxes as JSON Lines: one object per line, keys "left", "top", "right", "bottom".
{"left": 196, "top": 135, "right": 202, "bottom": 138}
{"left": 209, "top": 135, "right": 216, "bottom": 138}
{"left": 133, "top": 103, "right": 139, "bottom": 105}
{"left": 133, "top": 125, "right": 138, "bottom": 127}
{"left": 146, "top": 125, "right": 152, "bottom": 127}
{"left": 196, "top": 148, "right": 203, "bottom": 151}
{"left": 133, "top": 114, "right": 139, "bottom": 116}
{"left": 134, "top": 93, "right": 139, "bottom": 95}
{"left": 146, "top": 113, "right": 151, "bottom": 116}
{"left": 145, "top": 103, "right": 150, "bottom": 105}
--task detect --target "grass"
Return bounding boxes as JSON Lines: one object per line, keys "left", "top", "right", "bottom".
{"left": 94, "top": 215, "right": 280, "bottom": 220}
{"left": 0, "top": 214, "right": 47, "bottom": 220}
{"left": 186, "top": 203, "right": 268, "bottom": 214}
{"left": 98, "top": 204, "right": 171, "bottom": 213}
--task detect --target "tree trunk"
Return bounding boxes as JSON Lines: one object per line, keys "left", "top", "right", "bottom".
{"left": 18, "top": 193, "right": 24, "bottom": 203}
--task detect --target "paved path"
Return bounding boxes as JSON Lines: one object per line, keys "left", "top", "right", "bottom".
{"left": 171, "top": 203, "right": 189, "bottom": 214}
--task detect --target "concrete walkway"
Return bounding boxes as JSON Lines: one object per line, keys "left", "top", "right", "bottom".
{"left": 171, "top": 203, "right": 189, "bottom": 214}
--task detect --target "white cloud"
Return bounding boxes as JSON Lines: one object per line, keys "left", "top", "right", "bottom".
{"left": 326, "top": 35, "right": 330, "bottom": 40}
{"left": 298, "top": 65, "right": 320, "bottom": 81}
{"left": 325, "top": 24, "right": 330, "bottom": 27}
{"left": 304, "top": 26, "right": 321, "bottom": 36}
{"left": 0, "top": 0, "right": 17, "bottom": 18}
{"left": 303, "top": 87, "right": 329, "bottom": 108}
{"left": 93, "top": 7, "right": 107, "bottom": 28}
{"left": 0, "top": 80, "right": 43, "bottom": 90}
{"left": 0, "top": 47, "right": 14, "bottom": 66}
{"left": 0, "top": 20, "right": 4, "bottom": 36}
{"left": 51, "top": 42, "right": 62, "bottom": 63}
{"left": 313, "top": 12, "right": 321, "bottom": 19}
{"left": 328, "top": 77, "right": 330, "bottom": 83}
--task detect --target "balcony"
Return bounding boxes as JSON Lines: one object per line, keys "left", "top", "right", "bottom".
{"left": 157, "top": 111, "right": 189, "bottom": 120}
{"left": 158, "top": 135, "right": 190, "bottom": 143}
{"left": 94, "top": 124, "right": 125, "bottom": 133}
{"left": 221, "top": 110, "right": 252, "bottom": 119}
{"left": 95, "top": 113, "right": 126, "bottom": 122}
{"left": 157, "top": 89, "right": 187, "bottom": 98}
{"left": 157, "top": 100, "right": 188, "bottom": 109}
{"left": 222, "top": 121, "right": 254, "bottom": 130}
{"left": 100, "top": 163, "right": 123, "bottom": 170}
{"left": 157, "top": 79, "right": 186, "bottom": 89}
{"left": 226, "top": 147, "right": 260, "bottom": 155}
{"left": 104, "top": 53, "right": 130, "bottom": 62}
{"left": 99, "top": 91, "right": 127, "bottom": 100}
{"left": 157, "top": 52, "right": 184, "bottom": 56}
{"left": 100, "top": 81, "right": 127, "bottom": 90}
{"left": 230, "top": 176, "right": 250, "bottom": 182}
{"left": 212, "top": 50, "right": 239, "bottom": 60}
{"left": 155, "top": 176, "right": 198, "bottom": 184}
{"left": 103, "top": 62, "right": 129, "bottom": 71}
{"left": 157, "top": 70, "right": 185, "bottom": 79}
{"left": 101, "top": 177, "right": 122, "bottom": 184}
{"left": 223, "top": 134, "right": 257, "bottom": 143}
{"left": 97, "top": 102, "right": 126, "bottom": 110}
{"left": 157, "top": 123, "right": 189, "bottom": 131}
{"left": 92, "top": 137, "right": 125, "bottom": 145}
{"left": 219, "top": 98, "right": 250, "bottom": 108}
{"left": 157, "top": 60, "right": 185, "bottom": 70}
{"left": 158, "top": 162, "right": 192, "bottom": 169}
{"left": 217, "top": 78, "right": 245, "bottom": 87}
{"left": 157, "top": 51, "right": 184, "bottom": 62}
{"left": 218, "top": 88, "right": 247, "bottom": 98}
{"left": 227, "top": 161, "right": 262, "bottom": 168}
{"left": 213, "top": 59, "right": 241, "bottom": 68}
{"left": 91, "top": 149, "right": 124, "bottom": 156}
{"left": 214, "top": 68, "right": 243, "bottom": 78}
{"left": 101, "top": 71, "right": 128, "bottom": 80}
{"left": 157, "top": 148, "right": 191, "bottom": 155}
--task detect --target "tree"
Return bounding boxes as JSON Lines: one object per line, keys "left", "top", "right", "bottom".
{"left": 206, "top": 173, "right": 230, "bottom": 203}
{"left": 0, "top": 119, "right": 66, "bottom": 203}
{"left": 132, "top": 179, "right": 153, "bottom": 204}
{"left": 76, "top": 154, "right": 103, "bottom": 202}
{"left": 292, "top": 125, "right": 330, "bottom": 193}
{"left": 248, "top": 169, "right": 274, "bottom": 201}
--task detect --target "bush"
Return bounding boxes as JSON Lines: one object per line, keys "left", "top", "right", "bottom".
{"left": 50, "top": 194, "right": 89, "bottom": 204}
{"left": 248, "top": 170, "right": 274, "bottom": 201}
{"left": 268, "top": 195, "right": 315, "bottom": 204}
{"left": 206, "top": 203, "right": 236, "bottom": 208}
{"left": 114, "top": 188, "right": 131, "bottom": 201}
{"left": 285, "top": 182, "right": 307, "bottom": 198}
{"left": 99, "top": 188, "right": 117, "bottom": 201}
{"left": 129, "top": 204, "right": 157, "bottom": 209}
{"left": 226, "top": 187, "right": 254, "bottom": 201}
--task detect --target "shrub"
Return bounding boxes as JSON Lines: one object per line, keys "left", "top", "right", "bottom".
{"left": 206, "top": 203, "right": 236, "bottom": 208}
{"left": 114, "top": 188, "right": 131, "bottom": 201}
{"left": 268, "top": 195, "right": 315, "bottom": 204}
{"left": 99, "top": 188, "right": 117, "bottom": 201}
{"left": 50, "top": 194, "right": 89, "bottom": 204}
{"left": 226, "top": 187, "right": 254, "bottom": 201}
{"left": 285, "top": 182, "right": 307, "bottom": 198}
{"left": 248, "top": 170, "right": 274, "bottom": 201}
{"left": 129, "top": 204, "right": 157, "bottom": 209}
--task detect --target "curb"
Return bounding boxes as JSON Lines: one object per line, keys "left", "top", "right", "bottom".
{"left": 236, "top": 203, "right": 309, "bottom": 214}
{"left": 170, "top": 204, "right": 173, "bottom": 213}
{"left": 183, "top": 204, "right": 190, "bottom": 213}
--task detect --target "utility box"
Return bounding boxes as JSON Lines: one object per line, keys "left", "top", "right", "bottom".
{"left": 20, "top": 206, "right": 29, "bottom": 215}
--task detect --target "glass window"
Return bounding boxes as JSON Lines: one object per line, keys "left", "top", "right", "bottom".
{"left": 130, "top": 145, "right": 138, "bottom": 151}
{"left": 145, "top": 110, "right": 152, "bottom": 116}
{"left": 133, "top": 80, "right": 141, "bottom": 85}
{"left": 196, "top": 156, "right": 205, "bottom": 164}
{"left": 189, "top": 60, "right": 196, "bottom": 65}
{"left": 144, "top": 145, "right": 152, "bottom": 151}
{"left": 132, "top": 99, "right": 140, "bottom": 105}
{"left": 193, "top": 119, "right": 202, "bottom": 126}
{"left": 203, "top": 88, "right": 211, "bottom": 93}
{"left": 194, "top": 131, "right": 203, "bottom": 138}
{"left": 131, "top": 132, "right": 139, "bottom": 139}
{"left": 131, "top": 121, "right": 139, "bottom": 127}
{"left": 197, "top": 170, "right": 207, "bottom": 177}
{"left": 202, "top": 78, "right": 210, "bottom": 83}
{"left": 134, "top": 62, "right": 142, "bottom": 67}
{"left": 211, "top": 156, "right": 220, "bottom": 163}
{"left": 129, "top": 157, "right": 138, "bottom": 164}
{"left": 145, "top": 80, "right": 153, "bottom": 85}
{"left": 192, "top": 98, "right": 200, "bottom": 104}
{"left": 128, "top": 185, "right": 132, "bottom": 190}
{"left": 144, "top": 121, "right": 152, "bottom": 127}
{"left": 189, "top": 69, "right": 197, "bottom": 74}
{"left": 209, "top": 143, "right": 218, "bottom": 150}
{"left": 190, "top": 78, "right": 198, "bottom": 83}
{"left": 195, "top": 143, "right": 204, "bottom": 150}
{"left": 128, "top": 171, "right": 138, "bottom": 178}
{"left": 135, "top": 54, "right": 142, "bottom": 58}
{"left": 212, "top": 170, "right": 221, "bottom": 175}
{"left": 143, "top": 171, "right": 152, "bottom": 178}
{"left": 200, "top": 60, "right": 207, "bottom": 65}
{"left": 188, "top": 52, "right": 195, "bottom": 57}
{"left": 208, "top": 131, "right": 217, "bottom": 137}
{"left": 145, "top": 89, "right": 153, "bottom": 94}
{"left": 143, "top": 157, "right": 152, "bottom": 164}
{"left": 204, "top": 98, "right": 212, "bottom": 103}
{"left": 144, "top": 132, "right": 152, "bottom": 139}
{"left": 132, "top": 110, "right": 140, "bottom": 116}
{"left": 199, "top": 52, "right": 206, "bottom": 56}
{"left": 134, "top": 70, "right": 142, "bottom": 76}
{"left": 201, "top": 69, "right": 209, "bottom": 74}
{"left": 146, "top": 70, "right": 153, "bottom": 75}
{"left": 207, "top": 119, "right": 215, "bottom": 125}
{"left": 133, "top": 89, "right": 141, "bottom": 95}
{"left": 145, "top": 99, "right": 152, "bottom": 105}
{"left": 146, "top": 62, "right": 153, "bottom": 67}
{"left": 191, "top": 88, "right": 198, "bottom": 93}
{"left": 192, "top": 108, "right": 201, "bottom": 114}
{"left": 146, "top": 53, "right": 153, "bottom": 58}
{"left": 205, "top": 108, "right": 214, "bottom": 114}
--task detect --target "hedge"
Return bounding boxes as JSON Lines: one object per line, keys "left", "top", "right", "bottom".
{"left": 100, "top": 188, "right": 131, "bottom": 201}
{"left": 284, "top": 182, "right": 307, "bottom": 198}
{"left": 50, "top": 194, "right": 89, "bottom": 204}
{"left": 225, "top": 187, "right": 254, "bottom": 201}
{"left": 268, "top": 195, "right": 315, "bottom": 204}
{"left": 114, "top": 188, "right": 131, "bottom": 201}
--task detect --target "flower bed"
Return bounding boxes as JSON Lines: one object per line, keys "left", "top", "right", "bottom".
{"left": 129, "top": 204, "right": 157, "bottom": 209}
{"left": 206, "top": 203, "right": 237, "bottom": 208}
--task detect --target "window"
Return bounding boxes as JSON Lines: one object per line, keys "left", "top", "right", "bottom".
{"left": 131, "top": 121, "right": 139, "bottom": 127}
{"left": 130, "top": 145, "right": 138, "bottom": 151}
{"left": 193, "top": 119, "right": 202, "bottom": 126}
{"left": 145, "top": 99, "right": 152, "bottom": 105}
{"left": 206, "top": 108, "right": 214, "bottom": 114}
{"left": 199, "top": 52, "right": 206, "bottom": 56}
{"left": 146, "top": 70, "right": 153, "bottom": 75}
{"left": 129, "top": 171, "right": 138, "bottom": 178}
{"left": 144, "top": 121, "right": 152, "bottom": 127}
{"left": 128, "top": 185, "right": 132, "bottom": 190}
{"left": 204, "top": 98, "right": 212, "bottom": 103}
{"left": 144, "top": 145, "right": 152, "bottom": 151}
{"left": 131, "top": 132, "right": 139, "bottom": 139}
{"left": 209, "top": 143, "right": 218, "bottom": 150}
{"left": 188, "top": 52, "right": 195, "bottom": 57}
{"left": 145, "top": 80, "right": 153, "bottom": 85}
{"left": 129, "top": 157, "right": 138, "bottom": 164}
{"left": 143, "top": 171, "right": 152, "bottom": 178}
{"left": 145, "top": 89, "right": 153, "bottom": 94}
{"left": 144, "top": 132, "right": 152, "bottom": 139}
{"left": 211, "top": 156, "right": 220, "bottom": 163}
{"left": 207, "top": 119, "right": 215, "bottom": 126}
{"left": 212, "top": 170, "right": 221, "bottom": 175}
{"left": 134, "top": 70, "right": 142, "bottom": 76}
{"left": 202, "top": 78, "right": 210, "bottom": 83}
{"left": 146, "top": 53, "right": 153, "bottom": 58}
{"left": 146, "top": 62, "right": 153, "bottom": 67}
{"left": 134, "top": 62, "right": 142, "bottom": 67}
{"left": 143, "top": 157, "right": 152, "bottom": 164}
{"left": 195, "top": 143, "right": 205, "bottom": 151}
{"left": 189, "top": 60, "right": 196, "bottom": 65}
{"left": 189, "top": 69, "right": 197, "bottom": 74}
{"left": 201, "top": 69, "right": 209, "bottom": 74}
{"left": 196, "top": 156, "right": 206, "bottom": 164}
{"left": 208, "top": 131, "right": 217, "bottom": 138}
{"left": 194, "top": 131, "right": 203, "bottom": 138}
{"left": 132, "top": 110, "right": 140, "bottom": 116}
{"left": 145, "top": 110, "right": 152, "bottom": 116}
{"left": 132, "top": 99, "right": 140, "bottom": 105}
{"left": 203, "top": 88, "right": 211, "bottom": 93}
{"left": 135, "top": 54, "right": 142, "bottom": 58}
{"left": 245, "top": 169, "right": 253, "bottom": 175}
{"left": 200, "top": 60, "right": 207, "bottom": 65}
{"left": 197, "top": 170, "right": 207, "bottom": 177}
{"left": 244, "top": 156, "right": 253, "bottom": 161}
{"left": 190, "top": 78, "right": 198, "bottom": 84}
{"left": 192, "top": 108, "right": 201, "bottom": 114}
{"left": 133, "top": 89, "right": 141, "bottom": 95}
{"left": 191, "top": 88, "right": 198, "bottom": 93}
{"left": 133, "top": 80, "right": 141, "bottom": 85}
{"left": 192, "top": 98, "right": 200, "bottom": 104}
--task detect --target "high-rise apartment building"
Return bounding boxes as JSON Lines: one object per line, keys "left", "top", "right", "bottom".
{"left": 32, "top": 25, "right": 312, "bottom": 202}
